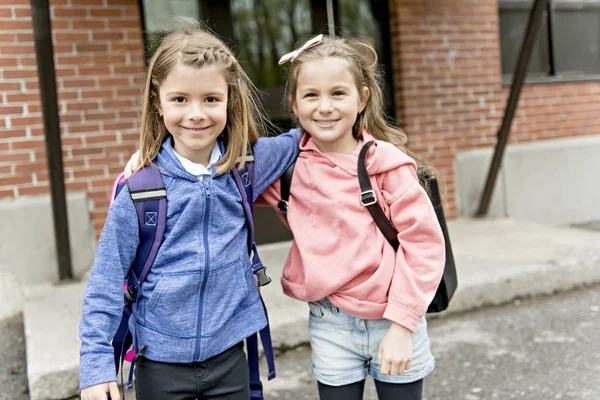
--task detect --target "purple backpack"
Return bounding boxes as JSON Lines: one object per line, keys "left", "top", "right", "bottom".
{"left": 109, "top": 153, "right": 274, "bottom": 400}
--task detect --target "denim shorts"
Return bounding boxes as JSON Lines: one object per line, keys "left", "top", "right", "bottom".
{"left": 308, "top": 298, "right": 435, "bottom": 387}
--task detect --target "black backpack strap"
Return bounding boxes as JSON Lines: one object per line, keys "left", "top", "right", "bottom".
{"left": 277, "top": 161, "right": 296, "bottom": 222}
{"left": 358, "top": 141, "right": 400, "bottom": 251}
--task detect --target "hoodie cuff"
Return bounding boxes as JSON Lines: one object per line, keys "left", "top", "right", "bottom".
{"left": 79, "top": 351, "right": 117, "bottom": 390}
{"left": 382, "top": 301, "right": 422, "bottom": 333}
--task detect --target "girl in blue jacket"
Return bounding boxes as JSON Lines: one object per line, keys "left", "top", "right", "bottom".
{"left": 79, "top": 26, "right": 300, "bottom": 400}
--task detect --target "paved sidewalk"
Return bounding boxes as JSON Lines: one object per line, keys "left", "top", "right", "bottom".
{"left": 13, "top": 218, "right": 600, "bottom": 399}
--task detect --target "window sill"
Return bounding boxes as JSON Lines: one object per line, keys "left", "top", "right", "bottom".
{"left": 502, "top": 74, "right": 600, "bottom": 87}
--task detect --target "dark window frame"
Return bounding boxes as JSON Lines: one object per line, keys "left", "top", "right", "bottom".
{"left": 499, "top": 0, "right": 600, "bottom": 86}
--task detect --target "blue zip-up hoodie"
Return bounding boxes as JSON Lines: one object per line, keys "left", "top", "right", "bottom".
{"left": 79, "top": 129, "right": 301, "bottom": 390}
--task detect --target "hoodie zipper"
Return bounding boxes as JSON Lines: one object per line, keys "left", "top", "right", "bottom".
{"left": 194, "top": 181, "right": 211, "bottom": 361}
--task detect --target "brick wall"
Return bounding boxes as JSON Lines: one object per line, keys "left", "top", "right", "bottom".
{"left": 0, "top": 0, "right": 145, "bottom": 236}
{"left": 2, "top": 0, "right": 600, "bottom": 238}
{"left": 390, "top": 0, "right": 600, "bottom": 219}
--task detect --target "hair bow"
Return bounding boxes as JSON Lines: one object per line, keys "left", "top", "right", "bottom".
{"left": 278, "top": 34, "right": 323, "bottom": 65}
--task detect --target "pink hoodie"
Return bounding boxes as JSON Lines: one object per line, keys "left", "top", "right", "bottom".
{"left": 259, "top": 132, "right": 445, "bottom": 332}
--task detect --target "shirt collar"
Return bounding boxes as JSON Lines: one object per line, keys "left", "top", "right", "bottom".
{"left": 173, "top": 142, "right": 222, "bottom": 177}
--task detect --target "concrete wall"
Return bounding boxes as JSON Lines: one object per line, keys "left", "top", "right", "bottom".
{"left": 456, "top": 136, "right": 600, "bottom": 226}
{"left": 0, "top": 192, "right": 95, "bottom": 286}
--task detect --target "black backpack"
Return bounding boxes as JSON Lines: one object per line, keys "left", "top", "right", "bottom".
{"left": 277, "top": 140, "right": 457, "bottom": 313}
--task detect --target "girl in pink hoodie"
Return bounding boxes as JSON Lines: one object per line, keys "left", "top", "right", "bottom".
{"left": 258, "top": 35, "right": 446, "bottom": 400}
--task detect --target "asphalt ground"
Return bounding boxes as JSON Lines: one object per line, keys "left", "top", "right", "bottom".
{"left": 263, "top": 285, "right": 600, "bottom": 400}
{"left": 0, "top": 314, "right": 28, "bottom": 400}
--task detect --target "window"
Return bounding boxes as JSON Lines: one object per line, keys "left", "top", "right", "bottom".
{"left": 140, "top": 0, "right": 394, "bottom": 120}
{"left": 499, "top": 0, "right": 600, "bottom": 83}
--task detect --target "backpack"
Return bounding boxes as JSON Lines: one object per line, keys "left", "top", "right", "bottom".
{"left": 108, "top": 150, "right": 274, "bottom": 400}
{"left": 277, "top": 140, "right": 458, "bottom": 313}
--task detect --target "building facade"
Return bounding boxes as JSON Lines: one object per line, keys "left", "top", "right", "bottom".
{"left": 1, "top": 0, "right": 599, "bottom": 242}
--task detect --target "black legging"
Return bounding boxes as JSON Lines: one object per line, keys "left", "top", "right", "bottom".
{"left": 317, "top": 379, "right": 423, "bottom": 400}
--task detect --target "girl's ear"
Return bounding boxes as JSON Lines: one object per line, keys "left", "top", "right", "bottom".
{"left": 290, "top": 96, "right": 298, "bottom": 117}
{"left": 359, "top": 87, "right": 370, "bottom": 113}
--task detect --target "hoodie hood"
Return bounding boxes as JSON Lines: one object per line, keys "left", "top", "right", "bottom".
{"left": 298, "top": 129, "right": 416, "bottom": 176}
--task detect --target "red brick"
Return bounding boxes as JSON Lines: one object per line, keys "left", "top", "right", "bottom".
{"left": 66, "top": 101, "right": 100, "bottom": 112}
{"left": 65, "top": 123, "right": 101, "bottom": 134}
{"left": 92, "top": 31, "right": 125, "bottom": 42}
{"left": 0, "top": 175, "right": 32, "bottom": 186}
{"left": 1, "top": 128, "right": 28, "bottom": 139}
{"left": 61, "top": 79, "right": 96, "bottom": 88}
{"left": 11, "top": 139, "right": 45, "bottom": 150}
{"left": 6, "top": 93, "right": 40, "bottom": 103}
{"left": 82, "top": 90, "right": 114, "bottom": 100}
{"left": 15, "top": 33, "right": 33, "bottom": 42}
{"left": 72, "top": 20, "right": 107, "bottom": 30}
{"left": 18, "top": 185, "right": 51, "bottom": 196}
{"left": 78, "top": 66, "right": 112, "bottom": 76}
{"left": 0, "top": 57, "right": 19, "bottom": 67}
{"left": 107, "top": 20, "right": 140, "bottom": 30}
{"left": 75, "top": 43, "right": 108, "bottom": 53}
{"left": 54, "top": 32, "right": 89, "bottom": 42}
{"left": 71, "top": 147, "right": 104, "bottom": 157}
{"left": 0, "top": 21, "right": 31, "bottom": 31}
{"left": 13, "top": 7, "right": 31, "bottom": 18}
{"left": 14, "top": 161, "right": 47, "bottom": 174}
{"left": 2, "top": 68, "right": 38, "bottom": 79}
{"left": 52, "top": 7, "right": 88, "bottom": 18}
{"left": 57, "top": 55, "right": 93, "bottom": 66}
{"left": 0, "top": 152, "right": 30, "bottom": 163}
{"left": 86, "top": 133, "right": 117, "bottom": 144}
{"left": 0, "top": 45, "right": 35, "bottom": 55}
{"left": 94, "top": 54, "right": 127, "bottom": 65}
{"left": 0, "top": 188, "right": 15, "bottom": 198}
{"left": 89, "top": 8, "right": 123, "bottom": 18}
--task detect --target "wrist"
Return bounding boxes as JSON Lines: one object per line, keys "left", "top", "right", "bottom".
{"left": 390, "top": 322, "right": 412, "bottom": 334}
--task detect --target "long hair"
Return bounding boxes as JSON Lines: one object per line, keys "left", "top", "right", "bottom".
{"left": 285, "top": 35, "right": 428, "bottom": 167}
{"left": 138, "top": 22, "right": 269, "bottom": 174}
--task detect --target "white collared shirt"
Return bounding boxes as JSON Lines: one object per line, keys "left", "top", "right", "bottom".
{"left": 174, "top": 143, "right": 222, "bottom": 178}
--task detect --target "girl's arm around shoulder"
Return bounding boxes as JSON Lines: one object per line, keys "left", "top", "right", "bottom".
{"left": 79, "top": 187, "right": 140, "bottom": 390}
{"left": 381, "top": 163, "right": 445, "bottom": 332}
{"left": 251, "top": 128, "right": 302, "bottom": 201}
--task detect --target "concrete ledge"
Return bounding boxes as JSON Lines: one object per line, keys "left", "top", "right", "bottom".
{"left": 0, "top": 192, "right": 95, "bottom": 286}
{"left": 22, "top": 219, "right": 600, "bottom": 399}
{"left": 0, "top": 270, "right": 23, "bottom": 321}
{"left": 23, "top": 281, "right": 84, "bottom": 400}
{"left": 455, "top": 136, "right": 600, "bottom": 226}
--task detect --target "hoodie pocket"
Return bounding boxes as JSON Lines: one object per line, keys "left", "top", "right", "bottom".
{"left": 202, "top": 258, "right": 250, "bottom": 337}
{"left": 145, "top": 270, "right": 201, "bottom": 338}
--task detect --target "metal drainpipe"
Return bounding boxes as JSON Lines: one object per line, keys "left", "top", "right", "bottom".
{"left": 475, "top": 0, "right": 549, "bottom": 217}
{"left": 326, "top": 0, "right": 336, "bottom": 37}
{"left": 30, "top": 0, "right": 73, "bottom": 280}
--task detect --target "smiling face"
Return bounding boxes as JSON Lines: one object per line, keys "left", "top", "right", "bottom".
{"left": 292, "top": 56, "right": 368, "bottom": 153}
{"left": 158, "top": 63, "right": 228, "bottom": 165}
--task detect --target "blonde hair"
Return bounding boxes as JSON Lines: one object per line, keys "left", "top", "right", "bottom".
{"left": 138, "top": 23, "right": 268, "bottom": 175}
{"left": 285, "top": 35, "right": 427, "bottom": 165}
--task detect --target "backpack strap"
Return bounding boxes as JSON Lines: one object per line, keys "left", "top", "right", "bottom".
{"left": 231, "top": 147, "right": 276, "bottom": 399}
{"left": 110, "top": 164, "right": 167, "bottom": 397}
{"left": 232, "top": 151, "right": 271, "bottom": 287}
{"left": 277, "top": 161, "right": 296, "bottom": 222}
{"left": 358, "top": 141, "right": 458, "bottom": 313}
{"left": 126, "top": 165, "right": 168, "bottom": 289}
{"left": 357, "top": 141, "right": 399, "bottom": 250}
